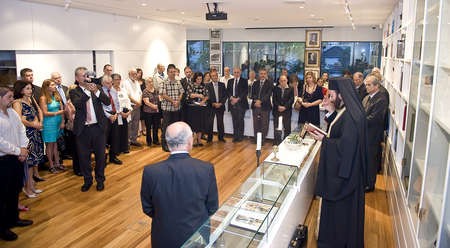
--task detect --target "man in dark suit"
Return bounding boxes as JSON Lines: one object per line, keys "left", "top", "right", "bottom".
{"left": 206, "top": 69, "right": 227, "bottom": 143}
{"left": 180, "top": 66, "right": 193, "bottom": 122}
{"left": 20, "top": 68, "right": 41, "bottom": 101}
{"left": 272, "top": 75, "right": 294, "bottom": 143}
{"left": 95, "top": 64, "right": 113, "bottom": 85}
{"left": 227, "top": 67, "right": 248, "bottom": 142}
{"left": 362, "top": 75, "right": 388, "bottom": 192}
{"left": 69, "top": 67, "right": 111, "bottom": 192}
{"left": 353, "top": 72, "right": 368, "bottom": 101}
{"left": 140, "top": 122, "right": 219, "bottom": 248}
{"left": 251, "top": 68, "right": 273, "bottom": 143}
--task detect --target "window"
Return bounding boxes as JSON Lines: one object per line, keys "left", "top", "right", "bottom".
{"left": 0, "top": 51, "right": 17, "bottom": 87}
{"left": 223, "top": 42, "right": 249, "bottom": 78}
{"left": 187, "top": 40, "right": 210, "bottom": 73}
{"left": 276, "top": 42, "right": 305, "bottom": 81}
{"left": 249, "top": 42, "right": 276, "bottom": 80}
{"left": 321, "top": 42, "right": 381, "bottom": 77}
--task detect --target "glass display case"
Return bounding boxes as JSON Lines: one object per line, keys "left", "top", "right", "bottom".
{"left": 182, "top": 162, "right": 298, "bottom": 247}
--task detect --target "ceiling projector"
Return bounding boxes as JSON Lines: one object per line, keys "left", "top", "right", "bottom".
{"left": 205, "top": 3, "right": 227, "bottom": 21}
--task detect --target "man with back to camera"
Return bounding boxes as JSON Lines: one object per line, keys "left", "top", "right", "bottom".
{"left": 69, "top": 67, "right": 110, "bottom": 192}
{"left": 362, "top": 75, "right": 388, "bottom": 192}
{"left": 140, "top": 121, "right": 218, "bottom": 247}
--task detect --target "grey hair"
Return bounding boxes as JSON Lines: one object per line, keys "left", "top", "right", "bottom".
{"left": 166, "top": 124, "right": 193, "bottom": 149}
{"left": 366, "top": 75, "right": 380, "bottom": 86}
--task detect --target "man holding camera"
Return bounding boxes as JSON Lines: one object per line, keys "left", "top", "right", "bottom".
{"left": 69, "top": 67, "right": 111, "bottom": 192}
{"left": 101, "top": 75, "right": 122, "bottom": 165}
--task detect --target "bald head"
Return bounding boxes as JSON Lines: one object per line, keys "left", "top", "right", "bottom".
{"left": 51, "top": 72, "right": 62, "bottom": 85}
{"left": 353, "top": 72, "right": 364, "bottom": 87}
{"left": 165, "top": 122, "right": 193, "bottom": 152}
{"left": 128, "top": 68, "right": 137, "bottom": 80}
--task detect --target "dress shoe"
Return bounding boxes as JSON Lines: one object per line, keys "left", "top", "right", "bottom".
{"left": 18, "top": 205, "right": 30, "bottom": 212}
{"left": 81, "top": 183, "right": 92, "bottom": 192}
{"left": 32, "top": 175, "right": 45, "bottom": 182}
{"left": 206, "top": 140, "right": 213, "bottom": 144}
{"left": 162, "top": 146, "right": 170, "bottom": 152}
{"left": 198, "top": 143, "right": 204, "bottom": 147}
{"left": 33, "top": 189, "right": 43, "bottom": 194}
{"left": 130, "top": 141, "right": 142, "bottom": 147}
{"left": 123, "top": 150, "right": 130, "bottom": 154}
{"left": 22, "top": 189, "right": 38, "bottom": 198}
{"left": 153, "top": 142, "right": 161, "bottom": 145}
{"left": 0, "top": 229, "right": 18, "bottom": 241}
{"left": 365, "top": 186, "right": 375, "bottom": 193}
{"left": 96, "top": 182, "right": 104, "bottom": 191}
{"left": 14, "top": 219, "right": 33, "bottom": 227}
{"left": 74, "top": 171, "right": 83, "bottom": 176}
{"left": 109, "top": 157, "right": 123, "bottom": 165}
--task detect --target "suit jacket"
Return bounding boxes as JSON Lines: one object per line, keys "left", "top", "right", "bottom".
{"left": 272, "top": 86, "right": 294, "bottom": 113}
{"left": 141, "top": 153, "right": 219, "bottom": 248}
{"left": 251, "top": 79, "right": 273, "bottom": 111}
{"left": 32, "top": 84, "right": 41, "bottom": 103}
{"left": 69, "top": 83, "right": 110, "bottom": 136}
{"left": 206, "top": 81, "right": 227, "bottom": 111}
{"left": 363, "top": 91, "right": 388, "bottom": 144}
{"left": 356, "top": 83, "right": 368, "bottom": 102}
{"left": 226, "top": 77, "right": 249, "bottom": 110}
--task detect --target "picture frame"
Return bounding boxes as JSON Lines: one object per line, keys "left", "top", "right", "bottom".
{"left": 210, "top": 42, "right": 221, "bottom": 51}
{"left": 305, "top": 30, "right": 321, "bottom": 48}
{"left": 210, "top": 52, "right": 221, "bottom": 64}
{"left": 305, "top": 50, "right": 321, "bottom": 67}
{"left": 210, "top": 30, "right": 221, "bottom": 41}
{"left": 304, "top": 67, "right": 320, "bottom": 80}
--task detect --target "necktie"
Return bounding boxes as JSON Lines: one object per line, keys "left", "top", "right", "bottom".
{"left": 86, "top": 91, "right": 92, "bottom": 123}
{"left": 58, "top": 85, "right": 67, "bottom": 105}
{"left": 214, "top": 83, "right": 219, "bottom": 103}
{"left": 107, "top": 89, "right": 116, "bottom": 112}
{"left": 233, "top": 79, "right": 237, "bottom": 96}
{"left": 259, "top": 80, "right": 265, "bottom": 99}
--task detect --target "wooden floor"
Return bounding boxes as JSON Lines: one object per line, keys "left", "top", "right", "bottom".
{"left": 1, "top": 135, "right": 394, "bottom": 248}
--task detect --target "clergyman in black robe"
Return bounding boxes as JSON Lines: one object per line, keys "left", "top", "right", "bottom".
{"left": 308, "top": 77, "right": 369, "bottom": 248}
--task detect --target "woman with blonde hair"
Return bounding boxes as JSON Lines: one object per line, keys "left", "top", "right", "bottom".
{"left": 296, "top": 73, "right": 323, "bottom": 127}
{"left": 39, "top": 79, "right": 65, "bottom": 173}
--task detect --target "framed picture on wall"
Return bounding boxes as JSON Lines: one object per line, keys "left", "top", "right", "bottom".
{"left": 304, "top": 67, "right": 320, "bottom": 80}
{"left": 305, "top": 50, "right": 321, "bottom": 67}
{"left": 210, "top": 52, "right": 221, "bottom": 64}
{"left": 306, "top": 30, "right": 321, "bottom": 48}
{"left": 210, "top": 30, "right": 221, "bottom": 41}
{"left": 210, "top": 64, "right": 222, "bottom": 75}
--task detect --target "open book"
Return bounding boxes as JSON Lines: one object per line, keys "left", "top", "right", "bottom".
{"left": 305, "top": 123, "right": 327, "bottom": 136}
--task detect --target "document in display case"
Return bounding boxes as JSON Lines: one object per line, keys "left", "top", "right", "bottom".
{"left": 182, "top": 135, "right": 321, "bottom": 248}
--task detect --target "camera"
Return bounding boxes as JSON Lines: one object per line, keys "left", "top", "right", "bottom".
{"left": 84, "top": 70, "right": 97, "bottom": 83}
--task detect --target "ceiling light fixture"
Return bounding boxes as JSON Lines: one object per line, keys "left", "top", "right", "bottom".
{"left": 64, "top": 0, "right": 71, "bottom": 11}
{"left": 344, "top": 0, "right": 355, "bottom": 30}
{"left": 140, "top": 2, "right": 147, "bottom": 7}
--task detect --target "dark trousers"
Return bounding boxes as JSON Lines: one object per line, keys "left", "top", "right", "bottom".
{"left": 118, "top": 119, "right": 129, "bottom": 153}
{"left": 273, "top": 110, "right": 292, "bottom": 143}
{"left": 208, "top": 107, "right": 225, "bottom": 141}
{"left": 66, "top": 130, "right": 80, "bottom": 173}
{"left": 252, "top": 108, "right": 270, "bottom": 141}
{"left": 230, "top": 104, "right": 246, "bottom": 140}
{"left": 0, "top": 155, "right": 23, "bottom": 231}
{"left": 143, "top": 112, "right": 161, "bottom": 145}
{"left": 76, "top": 124, "right": 106, "bottom": 185}
{"left": 161, "top": 110, "right": 181, "bottom": 149}
{"left": 367, "top": 143, "right": 382, "bottom": 188}
{"left": 105, "top": 119, "right": 120, "bottom": 158}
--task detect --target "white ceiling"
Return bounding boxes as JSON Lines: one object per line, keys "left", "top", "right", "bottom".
{"left": 23, "top": 0, "right": 397, "bottom": 29}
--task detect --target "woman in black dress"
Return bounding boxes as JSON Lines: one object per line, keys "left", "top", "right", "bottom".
{"left": 186, "top": 72, "right": 209, "bottom": 146}
{"left": 297, "top": 74, "right": 323, "bottom": 127}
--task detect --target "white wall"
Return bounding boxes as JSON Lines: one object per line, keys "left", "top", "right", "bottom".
{"left": 187, "top": 27, "right": 382, "bottom": 42}
{"left": 0, "top": 0, "right": 186, "bottom": 85}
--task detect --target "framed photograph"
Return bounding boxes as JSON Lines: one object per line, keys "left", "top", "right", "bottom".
{"left": 210, "top": 30, "right": 221, "bottom": 41}
{"left": 304, "top": 67, "right": 320, "bottom": 80}
{"left": 210, "top": 42, "right": 221, "bottom": 51}
{"left": 210, "top": 52, "right": 221, "bottom": 64}
{"left": 210, "top": 64, "right": 222, "bottom": 75}
{"left": 305, "top": 50, "right": 321, "bottom": 67}
{"left": 306, "top": 30, "right": 321, "bottom": 48}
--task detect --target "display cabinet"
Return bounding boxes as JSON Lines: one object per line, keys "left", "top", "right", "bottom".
{"left": 182, "top": 137, "right": 320, "bottom": 247}
{"left": 382, "top": 0, "right": 450, "bottom": 247}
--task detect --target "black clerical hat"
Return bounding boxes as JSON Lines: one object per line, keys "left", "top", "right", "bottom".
{"left": 328, "top": 78, "right": 340, "bottom": 92}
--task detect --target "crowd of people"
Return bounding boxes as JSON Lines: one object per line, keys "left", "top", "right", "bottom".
{"left": 0, "top": 61, "right": 389, "bottom": 244}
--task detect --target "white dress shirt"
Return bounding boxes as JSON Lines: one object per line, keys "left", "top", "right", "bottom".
{"left": 79, "top": 85, "right": 100, "bottom": 125}
{"left": 0, "top": 108, "right": 29, "bottom": 156}
{"left": 123, "top": 78, "right": 142, "bottom": 106}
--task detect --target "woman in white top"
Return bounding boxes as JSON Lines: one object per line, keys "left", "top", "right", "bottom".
{"left": 112, "top": 73, "right": 132, "bottom": 154}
